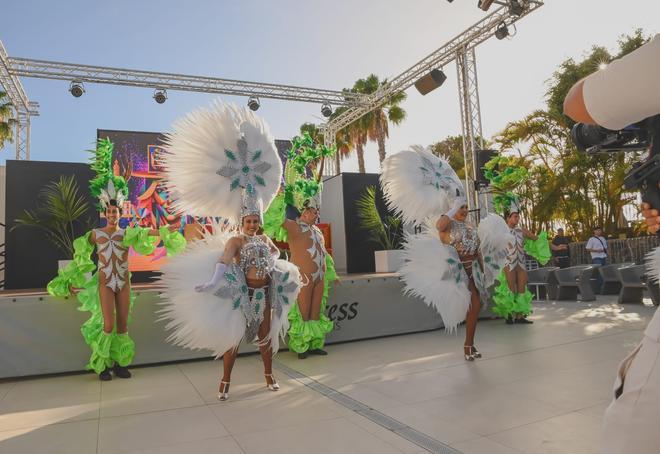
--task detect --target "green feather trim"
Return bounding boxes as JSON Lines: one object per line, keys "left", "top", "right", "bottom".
{"left": 89, "top": 138, "right": 129, "bottom": 211}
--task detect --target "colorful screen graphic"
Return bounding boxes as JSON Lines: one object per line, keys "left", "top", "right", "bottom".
{"left": 97, "top": 129, "right": 179, "bottom": 272}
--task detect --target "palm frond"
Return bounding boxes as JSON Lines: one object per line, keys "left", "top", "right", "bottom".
{"left": 354, "top": 186, "right": 405, "bottom": 250}
{"left": 12, "top": 175, "right": 92, "bottom": 256}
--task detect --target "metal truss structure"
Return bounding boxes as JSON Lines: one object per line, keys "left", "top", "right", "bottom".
{"left": 6, "top": 57, "right": 365, "bottom": 106}
{"left": 0, "top": 41, "right": 39, "bottom": 160}
{"left": 0, "top": 0, "right": 543, "bottom": 189}
{"left": 456, "top": 47, "right": 484, "bottom": 212}
{"left": 0, "top": 49, "right": 365, "bottom": 160}
{"left": 322, "top": 0, "right": 544, "bottom": 203}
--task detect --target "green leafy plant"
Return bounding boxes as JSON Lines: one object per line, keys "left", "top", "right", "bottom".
{"left": 12, "top": 175, "right": 95, "bottom": 257}
{"left": 0, "top": 91, "right": 16, "bottom": 150}
{"left": 355, "top": 186, "right": 404, "bottom": 250}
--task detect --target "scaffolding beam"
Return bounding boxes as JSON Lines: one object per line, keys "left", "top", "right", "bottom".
{"left": 325, "top": 1, "right": 544, "bottom": 158}
{"left": 0, "top": 41, "right": 39, "bottom": 160}
{"left": 7, "top": 57, "right": 365, "bottom": 106}
{"left": 456, "top": 46, "right": 483, "bottom": 214}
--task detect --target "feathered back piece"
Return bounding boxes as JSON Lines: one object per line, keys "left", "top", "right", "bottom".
{"left": 162, "top": 101, "right": 282, "bottom": 224}
{"left": 89, "top": 138, "right": 129, "bottom": 211}
{"left": 380, "top": 145, "right": 465, "bottom": 225}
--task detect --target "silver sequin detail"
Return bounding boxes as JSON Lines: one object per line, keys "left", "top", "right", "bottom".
{"left": 449, "top": 220, "right": 479, "bottom": 257}
{"left": 239, "top": 235, "right": 275, "bottom": 279}
{"left": 95, "top": 228, "right": 129, "bottom": 292}
{"left": 506, "top": 227, "right": 526, "bottom": 269}
{"left": 296, "top": 220, "right": 326, "bottom": 282}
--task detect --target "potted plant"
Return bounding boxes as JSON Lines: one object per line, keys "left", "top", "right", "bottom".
{"left": 12, "top": 175, "right": 95, "bottom": 269}
{"left": 355, "top": 185, "right": 405, "bottom": 272}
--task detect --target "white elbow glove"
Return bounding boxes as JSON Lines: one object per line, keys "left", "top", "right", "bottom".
{"left": 194, "top": 263, "right": 228, "bottom": 292}
{"left": 445, "top": 197, "right": 466, "bottom": 220}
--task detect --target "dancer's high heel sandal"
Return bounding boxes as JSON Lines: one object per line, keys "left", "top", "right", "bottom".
{"left": 464, "top": 345, "right": 479, "bottom": 361}
{"left": 265, "top": 374, "right": 280, "bottom": 391}
{"left": 217, "top": 381, "right": 230, "bottom": 401}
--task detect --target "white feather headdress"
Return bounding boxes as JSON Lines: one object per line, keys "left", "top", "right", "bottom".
{"left": 98, "top": 179, "right": 127, "bottom": 211}
{"left": 162, "top": 101, "right": 282, "bottom": 224}
{"left": 380, "top": 145, "right": 465, "bottom": 225}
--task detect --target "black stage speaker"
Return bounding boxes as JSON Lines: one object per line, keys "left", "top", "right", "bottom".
{"left": 475, "top": 149, "right": 498, "bottom": 187}
{"left": 414, "top": 69, "right": 447, "bottom": 95}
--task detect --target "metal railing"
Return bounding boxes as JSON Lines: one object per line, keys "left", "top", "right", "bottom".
{"left": 569, "top": 236, "right": 660, "bottom": 266}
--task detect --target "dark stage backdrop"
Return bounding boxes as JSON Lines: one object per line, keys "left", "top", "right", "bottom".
{"left": 5, "top": 160, "right": 96, "bottom": 290}
{"left": 340, "top": 173, "right": 397, "bottom": 274}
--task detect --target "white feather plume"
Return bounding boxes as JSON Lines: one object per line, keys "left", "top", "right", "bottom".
{"left": 157, "top": 229, "right": 300, "bottom": 357}
{"left": 157, "top": 230, "right": 247, "bottom": 357}
{"left": 162, "top": 101, "right": 282, "bottom": 223}
{"left": 381, "top": 145, "right": 465, "bottom": 225}
{"left": 477, "top": 214, "right": 514, "bottom": 289}
{"left": 267, "top": 260, "right": 302, "bottom": 354}
{"left": 399, "top": 231, "right": 471, "bottom": 332}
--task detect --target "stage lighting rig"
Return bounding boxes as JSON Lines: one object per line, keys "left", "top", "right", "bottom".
{"left": 478, "top": 0, "right": 525, "bottom": 15}
{"left": 495, "top": 21, "right": 510, "bottom": 39}
{"left": 153, "top": 89, "right": 167, "bottom": 104}
{"left": 247, "top": 96, "right": 260, "bottom": 111}
{"left": 69, "top": 81, "right": 85, "bottom": 97}
{"left": 321, "top": 103, "right": 333, "bottom": 118}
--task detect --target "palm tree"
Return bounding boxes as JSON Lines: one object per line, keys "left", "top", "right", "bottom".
{"left": 299, "top": 122, "right": 322, "bottom": 144}
{"left": 348, "top": 116, "right": 369, "bottom": 173}
{"left": 299, "top": 121, "right": 354, "bottom": 174}
{"left": 334, "top": 126, "right": 354, "bottom": 172}
{"left": 0, "top": 91, "right": 16, "bottom": 150}
{"left": 353, "top": 74, "right": 406, "bottom": 165}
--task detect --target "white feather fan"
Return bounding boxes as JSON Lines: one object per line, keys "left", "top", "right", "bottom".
{"left": 162, "top": 101, "right": 282, "bottom": 223}
{"left": 157, "top": 230, "right": 246, "bottom": 357}
{"left": 381, "top": 145, "right": 465, "bottom": 225}
{"left": 399, "top": 231, "right": 471, "bottom": 333}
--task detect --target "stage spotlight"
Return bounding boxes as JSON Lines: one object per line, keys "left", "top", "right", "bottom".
{"left": 69, "top": 81, "right": 85, "bottom": 98}
{"left": 495, "top": 22, "right": 509, "bottom": 40}
{"left": 321, "top": 103, "right": 333, "bottom": 118}
{"left": 153, "top": 89, "right": 168, "bottom": 104}
{"left": 415, "top": 69, "right": 447, "bottom": 95}
{"left": 247, "top": 97, "right": 260, "bottom": 111}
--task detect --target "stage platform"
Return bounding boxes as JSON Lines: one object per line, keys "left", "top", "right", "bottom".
{"left": 0, "top": 297, "right": 654, "bottom": 454}
{"left": 0, "top": 272, "right": 453, "bottom": 379}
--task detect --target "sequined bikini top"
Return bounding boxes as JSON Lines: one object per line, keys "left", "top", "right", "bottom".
{"left": 239, "top": 235, "right": 275, "bottom": 279}
{"left": 449, "top": 220, "right": 479, "bottom": 257}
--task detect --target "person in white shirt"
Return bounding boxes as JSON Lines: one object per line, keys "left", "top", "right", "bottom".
{"left": 564, "top": 34, "right": 660, "bottom": 454}
{"left": 585, "top": 227, "right": 608, "bottom": 265}
{"left": 585, "top": 227, "right": 607, "bottom": 291}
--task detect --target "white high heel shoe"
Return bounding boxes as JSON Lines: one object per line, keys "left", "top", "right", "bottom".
{"left": 217, "top": 380, "right": 230, "bottom": 401}
{"left": 265, "top": 374, "right": 280, "bottom": 391}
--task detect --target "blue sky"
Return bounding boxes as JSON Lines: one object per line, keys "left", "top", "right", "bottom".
{"left": 1, "top": 0, "right": 658, "bottom": 171}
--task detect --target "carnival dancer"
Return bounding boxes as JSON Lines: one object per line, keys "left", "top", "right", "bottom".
{"left": 158, "top": 102, "right": 301, "bottom": 401}
{"left": 380, "top": 146, "right": 512, "bottom": 360}
{"left": 482, "top": 156, "right": 550, "bottom": 324}
{"left": 263, "top": 133, "right": 338, "bottom": 359}
{"left": 47, "top": 138, "right": 186, "bottom": 381}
